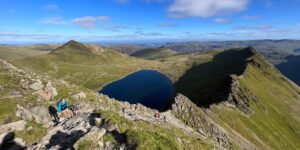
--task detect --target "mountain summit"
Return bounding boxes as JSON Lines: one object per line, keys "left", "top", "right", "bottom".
{"left": 51, "top": 40, "right": 94, "bottom": 55}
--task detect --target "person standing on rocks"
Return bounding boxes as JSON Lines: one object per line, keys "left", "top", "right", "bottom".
{"left": 57, "top": 98, "right": 74, "bottom": 119}
{"left": 48, "top": 106, "right": 60, "bottom": 125}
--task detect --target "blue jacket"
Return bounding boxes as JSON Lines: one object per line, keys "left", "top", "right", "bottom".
{"left": 57, "top": 100, "right": 69, "bottom": 113}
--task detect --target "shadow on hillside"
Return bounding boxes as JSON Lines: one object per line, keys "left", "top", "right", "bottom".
{"left": 173, "top": 47, "right": 255, "bottom": 108}
{"left": 0, "top": 132, "right": 25, "bottom": 150}
{"left": 46, "top": 112, "right": 101, "bottom": 149}
{"left": 276, "top": 55, "right": 300, "bottom": 86}
{"left": 46, "top": 130, "right": 84, "bottom": 150}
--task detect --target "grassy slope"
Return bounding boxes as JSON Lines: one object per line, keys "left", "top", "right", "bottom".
{"left": 175, "top": 49, "right": 300, "bottom": 149}
{"left": 6, "top": 41, "right": 300, "bottom": 149}
{"left": 99, "top": 110, "right": 213, "bottom": 150}
{"left": 131, "top": 48, "right": 177, "bottom": 60}
{"left": 0, "top": 45, "right": 50, "bottom": 61}
{"left": 12, "top": 41, "right": 164, "bottom": 90}
{"left": 11, "top": 41, "right": 213, "bottom": 91}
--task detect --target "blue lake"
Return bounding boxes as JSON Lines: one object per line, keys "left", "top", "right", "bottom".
{"left": 99, "top": 70, "right": 175, "bottom": 109}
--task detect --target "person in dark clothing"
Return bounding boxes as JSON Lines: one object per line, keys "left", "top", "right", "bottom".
{"left": 48, "top": 106, "right": 60, "bottom": 125}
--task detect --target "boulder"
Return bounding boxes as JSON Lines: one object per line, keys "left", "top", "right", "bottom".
{"left": 29, "top": 80, "right": 44, "bottom": 91}
{"left": 46, "top": 81, "right": 58, "bottom": 97}
{"left": 0, "top": 120, "right": 27, "bottom": 134}
{"left": 34, "top": 82, "right": 57, "bottom": 101}
{"left": 74, "top": 127, "right": 106, "bottom": 149}
{"left": 16, "top": 105, "right": 33, "bottom": 121}
{"left": 16, "top": 105, "right": 51, "bottom": 125}
{"left": 31, "top": 106, "right": 51, "bottom": 124}
{"left": 71, "top": 92, "right": 86, "bottom": 100}
{"left": 14, "top": 138, "right": 26, "bottom": 146}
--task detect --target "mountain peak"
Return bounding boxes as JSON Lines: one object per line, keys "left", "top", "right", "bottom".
{"left": 244, "top": 46, "right": 257, "bottom": 55}
{"left": 51, "top": 40, "right": 91, "bottom": 55}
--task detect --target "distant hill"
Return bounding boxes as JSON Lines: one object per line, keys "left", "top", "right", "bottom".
{"left": 12, "top": 40, "right": 161, "bottom": 90}
{"left": 131, "top": 48, "right": 177, "bottom": 60}
{"left": 161, "top": 40, "right": 300, "bottom": 64}
{"left": 0, "top": 45, "right": 51, "bottom": 61}
{"left": 108, "top": 44, "right": 149, "bottom": 54}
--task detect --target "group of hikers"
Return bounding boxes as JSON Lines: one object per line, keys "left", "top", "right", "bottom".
{"left": 48, "top": 98, "right": 77, "bottom": 125}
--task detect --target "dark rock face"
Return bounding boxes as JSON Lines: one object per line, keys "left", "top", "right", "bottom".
{"left": 227, "top": 75, "right": 256, "bottom": 114}
{"left": 171, "top": 94, "right": 233, "bottom": 149}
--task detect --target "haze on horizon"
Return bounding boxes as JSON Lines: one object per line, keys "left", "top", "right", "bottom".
{"left": 1, "top": 0, "right": 300, "bottom": 44}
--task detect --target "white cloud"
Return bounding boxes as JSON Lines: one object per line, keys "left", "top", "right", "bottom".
{"left": 44, "top": 4, "right": 59, "bottom": 10}
{"left": 40, "top": 17, "right": 67, "bottom": 25}
{"left": 214, "top": 18, "right": 232, "bottom": 24}
{"left": 168, "top": 0, "right": 249, "bottom": 18}
{"left": 71, "top": 16, "right": 111, "bottom": 29}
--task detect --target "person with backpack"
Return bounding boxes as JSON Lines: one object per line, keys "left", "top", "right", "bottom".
{"left": 57, "top": 98, "right": 74, "bottom": 119}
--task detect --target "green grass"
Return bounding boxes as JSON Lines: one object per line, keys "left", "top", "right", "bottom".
{"left": 16, "top": 121, "right": 47, "bottom": 145}
{"left": 0, "top": 99, "right": 19, "bottom": 125}
{"left": 207, "top": 55, "right": 300, "bottom": 149}
{"left": 99, "top": 110, "right": 213, "bottom": 149}
{"left": 131, "top": 48, "right": 177, "bottom": 60}
{"left": 77, "top": 140, "right": 98, "bottom": 150}
{"left": 0, "top": 45, "right": 50, "bottom": 61}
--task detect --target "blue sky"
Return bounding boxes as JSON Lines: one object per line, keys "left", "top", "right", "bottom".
{"left": 1, "top": 0, "right": 300, "bottom": 43}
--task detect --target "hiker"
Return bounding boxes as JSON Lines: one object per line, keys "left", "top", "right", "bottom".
{"left": 69, "top": 104, "right": 77, "bottom": 116}
{"left": 57, "top": 98, "right": 74, "bottom": 119}
{"left": 48, "top": 106, "right": 60, "bottom": 125}
{"left": 154, "top": 110, "right": 160, "bottom": 118}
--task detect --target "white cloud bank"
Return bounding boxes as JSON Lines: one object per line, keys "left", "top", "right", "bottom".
{"left": 168, "top": 0, "right": 249, "bottom": 18}
{"left": 71, "top": 16, "right": 111, "bottom": 29}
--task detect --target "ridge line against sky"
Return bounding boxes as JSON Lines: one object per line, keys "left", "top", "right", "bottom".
{"left": 0, "top": 0, "right": 300, "bottom": 43}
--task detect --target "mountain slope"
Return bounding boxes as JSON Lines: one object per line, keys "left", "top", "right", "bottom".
{"left": 12, "top": 40, "right": 166, "bottom": 90}
{"left": 6, "top": 41, "right": 300, "bottom": 149}
{"left": 173, "top": 47, "right": 300, "bottom": 149}
{"left": 131, "top": 48, "right": 177, "bottom": 60}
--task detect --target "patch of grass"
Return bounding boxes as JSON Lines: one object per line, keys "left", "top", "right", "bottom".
{"left": 131, "top": 48, "right": 177, "bottom": 60}
{"left": 0, "top": 99, "right": 19, "bottom": 125}
{"left": 16, "top": 121, "right": 47, "bottom": 145}
{"left": 103, "top": 133, "right": 118, "bottom": 145}
{"left": 127, "top": 130, "right": 179, "bottom": 150}
{"left": 77, "top": 140, "right": 98, "bottom": 150}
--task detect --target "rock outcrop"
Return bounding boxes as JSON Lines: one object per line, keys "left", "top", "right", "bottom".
{"left": 171, "top": 94, "right": 233, "bottom": 149}
{"left": 0, "top": 120, "right": 27, "bottom": 134}
{"left": 16, "top": 105, "right": 51, "bottom": 126}
{"left": 72, "top": 92, "right": 86, "bottom": 100}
